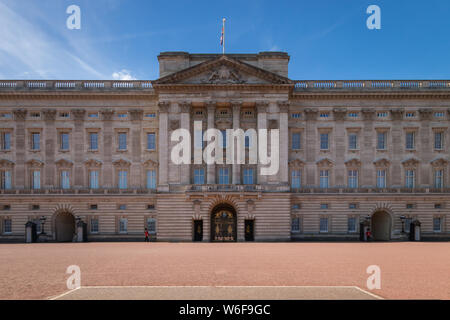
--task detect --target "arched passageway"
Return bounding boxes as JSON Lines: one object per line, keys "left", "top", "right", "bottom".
{"left": 371, "top": 211, "right": 391, "bottom": 241}
{"left": 55, "top": 211, "right": 75, "bottom": 242}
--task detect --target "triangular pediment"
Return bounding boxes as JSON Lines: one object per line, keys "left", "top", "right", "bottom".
{"left": 153, "top": 55, "right": 293, "bottom": 86}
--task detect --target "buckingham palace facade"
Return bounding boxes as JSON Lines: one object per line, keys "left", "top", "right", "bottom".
{"left": 0, "top": 51, "right": 449, "bottom": 242}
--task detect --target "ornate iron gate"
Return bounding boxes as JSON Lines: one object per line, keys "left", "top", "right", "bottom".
{"left": 211, "top": 209, "right": 236, "bottom": 242}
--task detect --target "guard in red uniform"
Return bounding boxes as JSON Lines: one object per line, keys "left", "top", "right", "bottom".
{"left": 144, "top": 228, "right": 149, "bottom": 242}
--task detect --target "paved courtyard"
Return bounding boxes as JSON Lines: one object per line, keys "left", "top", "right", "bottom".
{"left": 0, "top": 242, "right": 448, "bottom": 300}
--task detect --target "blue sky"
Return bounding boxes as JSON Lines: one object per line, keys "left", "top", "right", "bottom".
{"left": 0, "top": 0, "right": 449, "bottom": 80}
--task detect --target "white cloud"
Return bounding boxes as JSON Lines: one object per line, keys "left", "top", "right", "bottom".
{"left": 112, "top": 69, "right": 137, "bottom": 80}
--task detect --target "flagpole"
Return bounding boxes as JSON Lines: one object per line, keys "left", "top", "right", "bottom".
{"left": 222, "top": 18, "right": 226, "bottom": 55}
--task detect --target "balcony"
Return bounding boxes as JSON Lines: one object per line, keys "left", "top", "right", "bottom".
{"left": 0, "top": 80, "right": 154, "bottom": 92}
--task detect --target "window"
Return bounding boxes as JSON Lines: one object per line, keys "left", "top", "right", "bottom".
{"left": 434, "top": 170, "right": 444, "bottom": 188}
{"left": 406, "top": 112, "right": 416, "bottom": 118}
{"left": 118, "top": 170, "right": 127, "bottom": 189}
{"left": 147, "top": 133, "right": 156, "bottom": 150}
{"left": 434, "top": 112, "right": 445, "bottom": 118}
{"left": 377, "top": 170, "right": 386, "bottom": 188}
{"left": 0, "top": 132, "right": 11, "bottom": 150}
{"left": 319, "top": 217, "right": 329, "bottom": 233}
{"left": 90, "top": 204, "right": 98, "bottom": 210}
{"left": 292, "top": 204, "right": 301, "bottom": 210}
{"left": 119, "top": 218, "right": 128, "bottom": 233}
{"left": 406, "top": 204, "right": 415, "bottom": 209}
{"left": 320, "top": 204, "right": 329, "bottom": 210}
{"left": 89, "top": 133, "right": 98, "bottom": 150}
{"left": 30, "top": 112, "right": 40, "bottom": 118}
{"left": 292, "top": 133, "right": 301, "bottom": 150}
{"left": 89, "top": 170, "right": 99, "bottom": 189}
{"left": 118, "top": 113, "right": 128, "bottom": 119}
{"left": 348, "top": 170, "right": 358, "bottom": 188}
{"left": 405, "top": 218, "right": 412, "bottom": 233}
{"left": 377, "top": 112, "right": 388, "bottom": 118}
{"left": 194, "top": 129, "right": 204, "bottom": 149}
{"left": 291, "top": 113, "right": 301, "bottom": 119}
{"left": 147, "top": 218, "right": 156, "bottom": 234}
{"left": 243, "top": 168, "right": 254, "bottom": 185}
{"left": 194, "top": 168, "right": 205, "bottom": 185}
{"left": 348, "top": 112, "right": 359, "bottom": 118}
{"left": 434, "top": 204, "right": 442, "bottom": 209}
{"left": 145, "top": 113, "right": 156, "bottom": 118}
{"left": 0, "top": 171, "right": 12, "bottom": 190}
{"left": 348, "top": 133, "right": 358, "bottom": 150}
{"left": 147, "top": 204, "right": 155, "bottom": 210}
{"left": 220, "top": 130, "right": 227, "bottom": 148}
{"left": 118, "top": 204, "right": 127, "bottom": 210}
{"left": 433, "top": 217, "right": 441, "bottom": 232}
{"left": 88, "top": 113, "right": 99, "bottom": 119}
{"left": 31, "top": 133, "right": 40, "bottom": 150}
{"left": 60, "top": 133, "right": 69, "bottom": 150}
{"left": 319, "top": 170, "right": 329, "bottom": 188}
{"left": 245, "top": 135, "right": 250, "bottom": 148}
{"left": 31, "top": 205, "right": 40, "bottom": 210}
{"left": 434, "top": 132, "right": 444, "bottom": 150}
{"left": 319, "top": 112, "right": 330, "bottom": 118}
{"left": 218, "top": 167, "right": 229, "bottom": 185}
{"left": 377, "top": 132, "right": 387, "bottom": 150}
{"left": 146, "top": 169, "right": 157, "bottom": 189}
{"left": 90, "top": 218, "right": 99, "bottom": 233}
{"left": 320, "top": 133, "right": 329, "bottom": 150}
{"left": 0, "top": 113, "right": 12, "bottom": 119}
{"left": 348, "top": 217, "right": 357, "bottom": 232}
{"left": 291, "top": 217, "right": 300, "bottom": 233}
{"left": 32, "top": 171, "right": 41, "bottom": 190}
{"left": 291, "top": 170, "right": 301, "bottom": 188}
{"left": 349, "top": 203, "right": 358, "bottom": 209}
{"left": 61, "top": 170, "right": 70, "bottom": 189}
{"left": 405, "top": 132, "right": 415, "bottom": 150}
{"left": 32, "top": 219, "right": 42, "bottom": 234}
{"left": 59, "top": 112, "right": 70, "bottom": 118}
{"left": 118, "top": 133, "right": 127, "bottom": 150}
{"left": 2, "top": 205, "right": 10, "bottom": 211}
{"left": 3, "top": 218, "right": 12, "bottom": 234}
{"left": 405, "top": 170, "right": 415, "bottom": 188}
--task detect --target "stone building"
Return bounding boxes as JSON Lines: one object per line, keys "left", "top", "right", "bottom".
{"left": 0, "top": 51, "right": 449, "bottom": 242}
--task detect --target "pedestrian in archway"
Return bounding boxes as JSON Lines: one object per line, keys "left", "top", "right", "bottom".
{"left": 366, "top": 228, "right": 373, "bottom": 242}
{"left": 144, "top": 228, "right": 149, "bottom": 242}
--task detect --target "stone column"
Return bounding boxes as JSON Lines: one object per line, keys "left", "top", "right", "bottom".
{"left": 206, "top": 101, "right": 216, "bottom": 184}
{"left": 278, "top": 101, "right": 289, "bottom": 184}
{"left": 180, "top": 101, "right": 191, "bottom": 185}
{"left": 129, "top": 109, "right": 143, "bottom": 188}
{"left": 101, "top": 109, "right": 114, "bottom": 188}
{"left": 361, "top": 109, "right": 375, "bottom": 187}
{"left": 158, "top": 102, "right": 169, "bottom": 187}
{"left": 43, "top": 109, "right": 56, "bottom": 188}
{"left": 418, "top": 109, "right": 432, "bottom": 187}
{"left": 13, "top": 109, "right": 27, "bottom": 189}
{"left": 304, "top": 108, "right": 318, "bottom": 187}
{"left": 72, "top": 109, "right": 85, "bottom": 188}
{"left": 256, "top": 102, "right": 268, "bottom": 184}
{"left": 333, "top": 108, "right": 347, "bottom": 187}
{"left": 390, "top": 108, "right": 404, "bottom": 187}
{"left": 232, "top": 101, "right": 241, "bottom": 184}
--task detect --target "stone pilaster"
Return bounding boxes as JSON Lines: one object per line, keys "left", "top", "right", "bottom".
{"left": 333, "top": 108, "right": 347, "bottom": 187}
{"left": 180, "top": 101, "right": 191, "bottom": 185}
{"left": 419, "top": 109, "right": 432, "bottom": 187}
{"left": 390, "top": 108, "right": 404, "bottom": 187}
{"left": 361, "top": 108, "right": 375, "bottom": 187}
{"left": 129, "top": 109, "right": 143, "bottom": 188}
{"left": 256, "top": 101, "right": 268, "bottom": 184}
{"left": 232, "top": 101, "right": 241, "bottom": 184}
{"left": 206, "top": 101, "right": 216, "bottom": 184}
{"left": 13, "top": 109, "right": 27, "bottom": 189}
{"left": 43, "top": 109, "right": 56, "bottom": 188}
{"left": 278, "top": 101, "right": 289, "bottom": 184}
{"left": 304, "top": 108, "right": 318, "bottom": 186}
{"left": 72, "top": 109, "right": 85, "bottom": 188}
{"left": 158, "top": 102, "right": 169, "bottom": 187}
{"left": 101, "top": 108, "right": 114, "bottom": 188}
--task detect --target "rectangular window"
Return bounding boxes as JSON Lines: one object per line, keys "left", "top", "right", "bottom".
{"left": 118, "top": 204, "right": 127, "bottom": 210}
{"left": 31, "top": 133, "right": 40, "bottom": 150}
{"left": 1, "top": 132, "right": 11, "bottom": 150}
{"left": 145, "top": 113, "right": 156, "bottom": 118}
{"left": 220, "top": 130, "right": 227, "bottom": 148}
{"left": 147, "top": 218, "right": 156, "bottom": 234}
{"left": 348, "top": 217, "right": 357, "bottom": 233}
{"left": 218, "top": 167, "right": 229, "bottom": 185}
{"left": 434, "top": 112, "right": 445, "bottom": 118}
{"left": 320, "top": 170, "right": 329, "bottom": 188}
{"left": 194, "top": 168, "right": 205, "bottom": 185}
{"left": 434, "top": 132, "right": 444, "bottom": 150}
{"left": 89, "top": 170, "right": 99, "bottom": 189}
{"left": 118, "top": 133, "right": 127, "bottom": 150}
{"left": 349, "top": 203, "right": 358, "bottom": 209}
{"left": 245, "top": 135, "right": 250, "bottom": 148}
{"left": 61, "top": 171, "right": 70, "bottom": 189}
{"left": 32, "top": 171, "right": 41, "bottom": 190}
{"left": 291, "top": 113, "right": 301, "bottom": 119}
{"left": 348, "top": 112, "right": 359, "bottom": 118}
{"left": 147, "top": 133, "right": 156, "bottom": 150}
{"left": 146, "top": 170, "right": 157, "bottom": 189}
{"left": 60, "top": 133, "right": 69, "bottom": 150}
{"left": 320, "top": 133, "right": 329, "bottom": 150}
{"left": 377, "top": 132, "right": 387, "bottom": 150}
{"left": 406, "top": 112, "right": 416, "bottom": 118}
{"left": 348, "top": 170, "right": 358, "bottom": 188}
{"left": 320, "top": 204, "right": 329, "bottom": 210}
{"left": 88, "top": 113, "right": 99, "bottom": 119}
{"left": 89, "top": 133, "right": 98, "bottom": 150}
{"left": 119, "top": 218, "right": 128, "bottom": 233}
{"left": 433, "top": 217, "right": 441, "bottom": 232}
{"left": 292, "top": 133, "right": 301, "bottom": 150}
{"left": 243, "top": 168, "right": 254, "bottom": 185}
{"left": 291, "top": 170, "right": 301, "bottom": 188}
{"left": 118, "top": 170, "right": 128, "bottom": 189}
{"left": 405, "top": 170, "right": 415, "bottom": 188}
{"left": 348, "top": 133, "right": 358, "bottom": 150}
{"left": 90, "top": 218, "right": 99, "bottom": 233}
{"left": 405, "top": 132, "right": 415, "bottom": 150}
{"left": 291, "top": 217, "right": 300, "bottom": 233}
{"left": 434, "top": 170, "right": 444, "bottom": 188}
{"left": 3, "top": 218, "right": 12, "bottom": 234}
{"left": 377, "top": 112, "right": 388, "bottom": 118}
{"left": 319, "top": 217, "right": 329, "bottom": 233}
{"left": 377, "top": 170, "right": 386, "bottom": 188}
{"left": 0, "top": 171, "right": 12, "bottom": 190}
{"left": 405, "top": 218, "right": 412, "bottom": 233}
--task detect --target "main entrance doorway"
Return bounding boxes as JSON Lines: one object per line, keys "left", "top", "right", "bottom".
{"left": 55, "top": 211, "right": 75, "bottom": 242}
{"left": 245, "top": 220, "right": 254, "bottom": 241}
{"left": 193, "top": 220, "right": 203, "bottom": 241}
{"left": 371, "top": 211, "right": 391, "bottom": 241}
{"left": 210, "top": 204, "right": 237, "bottom": 242}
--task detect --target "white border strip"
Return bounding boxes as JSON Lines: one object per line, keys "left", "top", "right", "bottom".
{"left": 353, "top": 286, "right": 384, "bottom": 300}
{"left": 48, "top": 287, "right": 81, "bottom": 300}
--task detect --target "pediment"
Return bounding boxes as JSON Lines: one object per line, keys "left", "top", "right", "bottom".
{"left": 153, "top": 56, "right": 293, "bottom": 86}
{"left": 55, "top": 158, "right": 73, "bottom": 167}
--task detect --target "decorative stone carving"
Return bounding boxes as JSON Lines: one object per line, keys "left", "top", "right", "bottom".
{"left": 170, "top": 120, "right": 179, "bottom": 131}
{"left": 418, "top": 108, "right": 433, "bottom": 120}
{"left": 112, "top": 159, "right": 131, "bottom": 168}
{"left": 390, "top": 108, "right": 404, "bottom": 121}
{"left": 430, "top": 157, "right": 448, "bottom": 167}
{"left": 158, "top": 101, "right": 170, "bottom": 113}
{"left": 0, "top": 159, "right": 15, "bottom": 168}
{"left": 71, "top": 109, "right": 86, "bottom": 121}
{"left": 401, "top": 157, "right": 420, "bottom": 167}
{"left": 84, "top": 159, "right": 102, "bottom": 168}
{"left": 43, "top": 109, "right": 57, "bottom": 121}
{"left": 26, "top": 159, "right": 44, "bottom": 168}
{"left": 304, "top": 108, "right": 318, "bottom": 120}
{"left": 278, "top": 101, "right": 290, "bottom": 113}
{"left": 333, "top": 108, "right": 347, "bottom": 121}
{"left": 373, "top": 158, "right": 390, "bottom": 167}
{"left": 143, "top": 159, "right": 158, "bottom": 168}
{"left": 204, "top": 65, "right": 244, "bottom": 84}
{"left": 13, "top": 109, "right": 27, "bottom": 121}
{"left": 129, "top": 109, "right": 144, "bottom": 121}
{"left": 345, "top": 158, "right": 361, "bottom": 167}
{"left": 231, "top": 101, "right": 242, "bottom": 113}
{"left": 361, "top": 108, "right": 376, "bottom": 121}
{"left": 316, "top": 158, "right": 333, "bottom": 167}
{"left": 55, "top": 158, "right": 74, "bottom": 168}
{"left": 179, "top": 101, "right": 191, "bottom": 113}
{"left": 255, "top": 101, "right": 268, "bottom": 113}
{"left": 289, "top": 159, "right": 305, "bottom": 168}
{"left": 101, "top": 108, "right": 115, "bottom": 121}
{"left": 268, "top": 119, "right": 278, "bottom": 129}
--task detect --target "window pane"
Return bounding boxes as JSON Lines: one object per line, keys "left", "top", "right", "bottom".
{"left": 4, "top": 219, "right": 12, "bottom": 233}
{"left": 61, "top": 171, "right": 70, "bottom": 189}
{"left": 433, "top": 218, "right": 441, "bottom": 232}
{"left": 90, "top": 219, "right": 99, "bottom": 233}
{"left": 435, "top": 170, "right": 443, "bottom": 188}
{"left": 147, "top": 218, "right": 156, "bottom": 233}
{"left": 243, "top": 168, "right": 254, "bottom": 185}
{"left": 291, "top": 170, "right": 301, "bottom": 188}
{"left": 377, "top": 170, "right": 386, "bottom": 188}
{"left": 320, "top": 133, "right": 329, "bottom": 150}
{"left": 348, "top": 134, "right": 357, "bottom": 150}
{"left": 291, "top": 217, "right": 300, "bottom": 232}
{"left": 89, "top": 171, "right": 99, "bottom": 189}
{"left": 118, "top": 133, "right": 127, "bottom": 150}
{"left": 348, "top": 217, "right": 356, "bottom": 232}
{"left": 292, "top": 133, "right": 301, "bottom": 150}
{"left": 118, "top": 171, "right": 127, "bottom": 189}
{"left": 32, "top": 133, "right": 40, "bottom": 150}
{"left": 194, "top": 168, "right": 205, "bottom": 185}
{"left": 377, "top": 132, "right": 386, "bottom": 149}
{"left": 33, "top": 171, "right": 41, "bottom": 189}
{"left": 90, "top": 133, "right": 98, "bottom": 150}
{"left": 60, "top": 133, "right": 69, "bottom": 150}
{"left": 147, "top": 133, "right": 156, "bottom": 150}
{"left": 119, "top": 218, "right": 128, "bottom": 233}
{"left": 435, "top": 132, "right": 443, "bottom": 149}
{"left": 406, "top": 132, "right": 415, "bottom": 149}
{"left": 320, "top": 170, "right": 329, "bottom": 188}
{"left": 320, "top": 218, "right": 328, "bottom": 232}
{"left": 147, "top": 170, "right": 156, "bottom": 189}
{"left": 219, "top": 168, "right": 229, "bottom": 184}
{"left": 348, "top": 170, "right": 358, "bottom": 188}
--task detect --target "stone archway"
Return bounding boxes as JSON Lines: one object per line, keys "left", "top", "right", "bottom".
{"left": 371, "top": 211, "right": 391, "bottom": 241}
{"left": 210, "top": 203, "right": 237, "bottom": 242}
{"left": 55, "top": 211, "right": 75, "bottom": 242}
